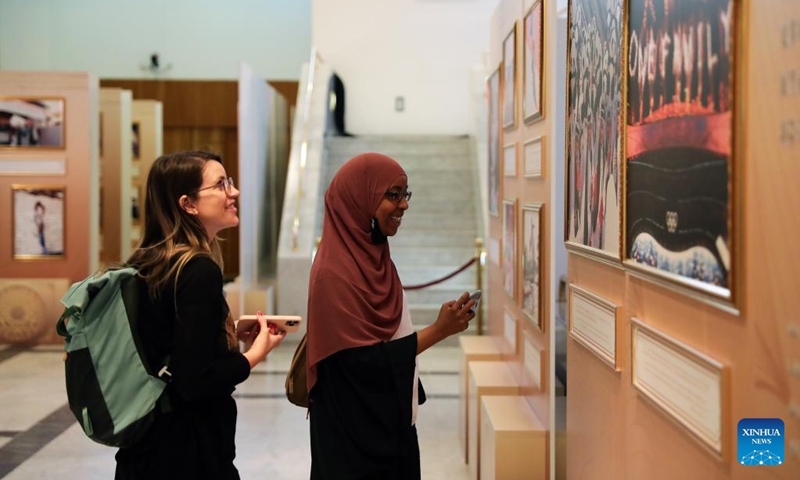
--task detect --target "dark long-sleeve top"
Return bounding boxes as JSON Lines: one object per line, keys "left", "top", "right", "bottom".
{"left": 115, "top": 255, "right": 250, "bottom": 480}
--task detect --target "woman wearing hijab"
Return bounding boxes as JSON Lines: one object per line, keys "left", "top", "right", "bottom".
{"left": 307, "top": 152, "right": 476, "bottom": 479}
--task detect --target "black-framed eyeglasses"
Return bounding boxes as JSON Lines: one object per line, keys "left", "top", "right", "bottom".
{"left": 384, "top": 190, "right": 412, "bottom": 203}
{"left": 189, "top": 177, "right": 235, "bottom": 196}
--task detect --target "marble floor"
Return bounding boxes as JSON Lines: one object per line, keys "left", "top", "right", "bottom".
{"left": 0, "top": 342, "right": 470, "bottom": 480}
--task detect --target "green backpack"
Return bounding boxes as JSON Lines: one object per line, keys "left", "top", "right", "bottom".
{"left": 56, "top": 267, "right": 171, "bottom": 448}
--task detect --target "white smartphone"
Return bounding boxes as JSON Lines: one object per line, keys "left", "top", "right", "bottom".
{"left": 465, "top": 290, "right": 482, "bottom": 315}
{"left": 236, "top": 315, "right": 303, "bottom": 334}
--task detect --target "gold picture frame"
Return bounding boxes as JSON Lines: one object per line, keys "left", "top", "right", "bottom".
{"left": 0, "top": 97, "right": 66, "bottom": 150}
{"left": 502, "top": 22, "right": 517, "bottom": 130}
{"left": 523, "top": 0, "right": 545, "bottom": 124}
{"left": 502, "top": 199, "right": 518, "bottom": 302}
{"left": 631, "top": 318, "right": 729, "bottom": 459}
{"left": 487, "top": 67, "right": 502, "bottom": 218}
{"left": 521, "top": 203, "right": 543, "bottom": 331}
{"left": 564, "top": 0, "right": 624, "bottom": 265}
{"left": 12, "top": 184, "right": 66, "bottom": 260}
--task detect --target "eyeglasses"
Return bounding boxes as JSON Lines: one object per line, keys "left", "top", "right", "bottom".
{"left": 384, "top": 190, "right": 412, "bottom": 203}
{"left": 189, "top": 177, "right": 235, "bottom": 196}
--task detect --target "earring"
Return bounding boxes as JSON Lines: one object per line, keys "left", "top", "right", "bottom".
{"left": 371, "top": 217, "right": 376, "bottom": 230}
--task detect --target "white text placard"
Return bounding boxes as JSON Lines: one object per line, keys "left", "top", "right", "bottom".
{"left": 504, "top": 310, "right": 517, "bottom": 352}
{"left": 569, "top": 284, "right": 618, "bottom": 369}
{"left": 524, "top": 336, "right": 542, "bottom": 389}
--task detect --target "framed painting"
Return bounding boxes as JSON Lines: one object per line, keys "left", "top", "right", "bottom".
{"left": 502, "top": 23, "right": 517, "bottom": 129}
{"left": 565, "top": 0, "right": 623, "bottom": 262}
{"left": 488, "top": 68, "right": 501, "bottom": 217}
{"left": 523, "top": 0, "right": 544, "bottom": 123}
{"left": 503, "top": 142, "right": 517, "bottom": 177}
{"left": 624, "top": 0, "right": 737, "bottom": 302}
{"left": 132, "top": 122, "right": 141, "bottom": 161}
{"left": 12, "top": 185, "right": 66, "bottom": 259}
{"left": 503, "top": 199, "right": 518, "bottom": 301}
{"left": 0, "top": 98, "right": 65, "bottom": 149}
{"left": 131, "top": 179, "right": 143, "bottom": 224}
{"left": 521, "top": 203, "right": 543, "bottom": 330}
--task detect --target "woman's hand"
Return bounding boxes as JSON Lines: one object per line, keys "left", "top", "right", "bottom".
{"left": 243, "top": 311, "right": 287, "bottom": 369}
{"left": 417, "top": 292, "right": 475, "bottom": 354}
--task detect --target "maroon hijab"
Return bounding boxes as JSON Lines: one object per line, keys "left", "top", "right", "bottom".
{"left": 306, "top": 152, "right": 406, "bottom": 392}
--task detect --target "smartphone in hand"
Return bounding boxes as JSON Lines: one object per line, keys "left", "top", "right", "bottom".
{"left": 465, "top": 290, "right": 482, "bottom": 315}
{"left": 237, "top": 314, "right": 303, "bottom": 334}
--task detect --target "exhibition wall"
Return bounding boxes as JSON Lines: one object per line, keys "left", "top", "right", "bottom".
{"left": 0, "top": 71, "right": 99, "bottom": 344}
{"left": 563, "top": 0, "right": 799, "bottom": 478}
{"left": 0, "top": 0, "right": 311, "bottom": 81}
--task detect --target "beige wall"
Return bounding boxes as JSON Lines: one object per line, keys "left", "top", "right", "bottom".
{"left": 566, "top": 1, "right": 799, "bottom": 479}
{"left": 0, "top": 71, "right": 99, "bottom": 344}
{"left": 99, "top": 88, "right": 132, "bottom": 265}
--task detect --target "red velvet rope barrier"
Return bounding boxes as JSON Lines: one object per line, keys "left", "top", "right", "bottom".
{"left": 402, "top": 256, "right": 477, "bottom": 291}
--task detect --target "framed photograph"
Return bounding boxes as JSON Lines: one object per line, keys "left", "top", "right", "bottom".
{"left": 502, "top": 23, "right": 517, "bottom": 129}
{"left": 0, "top": 98, "right": 65, "bottom": 149}
{"left": 12, "top": 185, "right": 65, "bottom": 259}
{"left": 488, "top": 68, "right": 501, "bottom": 217}
{"left": 524, "top": 136, "right": 544, "bottom": 178}
{"left": 132, "top": 122, "right": 141, "bottom": 160}
{"left": 502, "top": 199, "right": 518, "bottom": 301}
{"left": 503, "top": 142, "right": 517, "bottom": 177}
{"left": 521, "top": 203, "right": 543, "bottom": 330}
{"left": 625, "top": 0, "right": 737, "bottom": 302}
{"left": 523, "top": 0, "right": 544, "bottom": 123}
{"left": 565, "top": 0, "right": 623, "bottom": 261}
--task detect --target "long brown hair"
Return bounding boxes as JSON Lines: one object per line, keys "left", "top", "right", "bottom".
{"left": 126, "top": 150, "right": 237, "bottom": 350}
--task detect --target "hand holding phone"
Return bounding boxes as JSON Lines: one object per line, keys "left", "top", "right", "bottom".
{"left": 237, "top": 314, "right": 303, "bottom": 334}
{"left": 465, "top": 290, "right": 481, "bottom": 315}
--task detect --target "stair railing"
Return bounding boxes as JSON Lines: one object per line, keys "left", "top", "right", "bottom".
{"left": 403, "top": 237, "right": 486, "bottom": 335}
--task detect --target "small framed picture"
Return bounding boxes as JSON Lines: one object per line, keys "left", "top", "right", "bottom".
{"left": 521, "top": 203, "right": 543, "bottom": 330}
{"left": 132, "top": 122, "right": 141, "bottom": 161}
{"left": 502, "top": 199, "right": 518, "bottom": 302}
{"left": 502, "top": 23, "right": 517, "bottom": 130}
{"left": 0, "top": 97, "right": 66, "bottom": 149}
{"left": 12, "top": 185, "right": 66, "bottom": 259}
{"left": 487, "top": 68, "right": 501, "bottom": 217}
{"left": 523, "top": 136, "right": 544, "bottom": 178}
{"left": 523, "top": 0, "right": 544, "bottom": 123}
{"left": 503, "top": 142, "right": 518, "bottom": 177}
{"left": 131, "top": 179, "right": 142, "bottom": 224}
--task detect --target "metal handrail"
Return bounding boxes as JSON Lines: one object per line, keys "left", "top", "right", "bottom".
{"left": 291, "top": 47, "right": 322, "bottom": 252}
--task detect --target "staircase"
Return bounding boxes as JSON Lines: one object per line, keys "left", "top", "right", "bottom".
{"left": 319, "top": 135, "right": 482, "bottom": 341}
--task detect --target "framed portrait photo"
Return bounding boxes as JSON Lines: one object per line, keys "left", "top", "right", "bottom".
{"left": 12, "top": 185, "right": 66, "bottom": 259}
{"left": 0, "top": 97, "right": 65, "bottom": 149}
{"left": 624, "top": 0, "right": 738, "bottom": 303}
{"left": 523, "top": 0, "right": 544, "bottom": 123}
{"left": 565, "top": 0, "right": 623, "bottom": 262}
{"left": 132, "top": 122, "right": 141, "bottom": 161}
{"left": 502, "top": 23, "right": 517, "bottom": 130}
{"left": 487, "top": 68, "right": 501, "bottom": 217}
{"left": 502, "top": 199, "right": 518, "bottom": 302}
{"left": 521, "top": 203, "right": 543, "bottom": 330}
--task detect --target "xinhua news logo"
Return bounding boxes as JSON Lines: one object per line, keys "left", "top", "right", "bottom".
{"left": 738, "top": 418, "right": 784, "bottom": 466}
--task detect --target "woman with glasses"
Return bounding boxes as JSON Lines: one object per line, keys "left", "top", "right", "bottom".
{"left": 115, "top": 150, "right": 286, "bottom": 480}
{"left": 306, "top": 152, "right": 476, "bottom": 479}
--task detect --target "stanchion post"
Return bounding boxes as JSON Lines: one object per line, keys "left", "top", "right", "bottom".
{"left": 475, "top": 237, "right": 485, "bottom": 335}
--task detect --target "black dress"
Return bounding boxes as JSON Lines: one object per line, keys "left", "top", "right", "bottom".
{"left": 309, "top": 333, "right": 425, "bottom": 480}
{"left": 115, "top": 256, "right": 250, "bottom": 480}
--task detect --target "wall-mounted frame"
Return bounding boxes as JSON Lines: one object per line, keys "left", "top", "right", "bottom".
{"left": 12, "top": 184, "right": 66, "bottom": 259}
{"left": 568, "top": 284, "right": 619, "bottom": 370}
{"left": 523, "top": 136, "right": 544, "bottom": 178}
{"left": 565, "top": 0, "right": 623, "bottom": 263}
{"left": 488, "top": 68, "right": 501, "bottom": 217}
{"left": 0, "top": 97, "right": 66, "bottom": 149}
{"left": 623, "top": 0, "right": 738, "bottom": 305}
{"left": 631, "top": 318, "right": 728, "bottom": 459}
{"left": 502, "top": 199, "right": 518, "bottom": 302}
{"left": 503, "top": 308, "right": 518, "bottom": 354}
{"left": 523, "top": 332, "right": 543, "bottom": 390}
{"left": 523, "top": 0, "right": 544, "bottom": 124}
{"left": 131, "top": 178, "right": 142, "bottom": 225}
{"left": 521, "top": 203, "right": 543, "bottom": 331}
{"left": 503, "top": 142, "right": 517, "bottom": 177}
{"left": 131, "top": 121, "right": 141, "bottom": 161}
{"left": 502, "top": 22, "right": 517, "bottom": 130}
